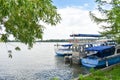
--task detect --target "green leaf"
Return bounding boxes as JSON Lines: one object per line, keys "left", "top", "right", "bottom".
{"left": 0, "top": 0, "right": 61, "bottom": 48}
{"left": 15, "top": 46, "right": 21, "bottom": 51}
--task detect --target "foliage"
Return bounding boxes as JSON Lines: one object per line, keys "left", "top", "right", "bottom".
{"left": 78, "top": 64, "right": 120, "bottom": 80}
{"left": 0, "top": 0, "right": 61, "bottom": 47}
{"left": 90, "top": 0, "right": 120, "bottom": 43}
{"left": 78, "top": 74, "right": 84, "bottom": 80}
{"left": 8, "top": 53, "right": 12, "bottom": 58}
{"left": 50, "top": 77, "right": 59, "bottom": 80}
{"left": 89, "top": 68, "right": 95, "bottom": 73}
{"left": 15, "top": 46, "right": 21, "bottom": 51}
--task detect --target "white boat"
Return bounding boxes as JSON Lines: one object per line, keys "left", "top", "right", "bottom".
{"left": 54, "top": 44, "right": 73, "bottom": 56}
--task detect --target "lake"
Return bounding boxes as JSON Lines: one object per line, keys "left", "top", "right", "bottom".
{"left": 0, "top": 42, "right": 89, "bottom": 80}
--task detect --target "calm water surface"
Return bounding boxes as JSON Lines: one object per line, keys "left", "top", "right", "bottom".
{"left": 0, "top": 42, "right": 89, "bottom": 80}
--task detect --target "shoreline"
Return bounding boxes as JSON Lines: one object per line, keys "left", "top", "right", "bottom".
{"left": 74, "top": 63, "right": 120, "bottom": 80}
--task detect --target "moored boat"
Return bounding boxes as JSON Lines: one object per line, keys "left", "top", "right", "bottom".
{"left": 81, "top": 45, "right": 120, "bottom": 68}
{"left": 54, "top": 43, "right": 73, "bottom": 56}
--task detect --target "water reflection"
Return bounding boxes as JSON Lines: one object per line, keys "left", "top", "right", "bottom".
{"left": 54, "top": 55, "right": 89, "bottom": 78}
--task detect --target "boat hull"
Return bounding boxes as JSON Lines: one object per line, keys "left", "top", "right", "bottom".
{"left": 81, "top": 55, "right": 120, "bottom": 68}
{"left": 55, "top": 51, "right": 72, "bottom": 56}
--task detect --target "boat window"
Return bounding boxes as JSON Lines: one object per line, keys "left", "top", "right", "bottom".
{"left": 101, "top": 48, "right": 115, "bottom": 57}
{"left": 117, "top": 49, "right": 120, "bottom": 54}
{"left": 106, "top": 41, "right": 116, "bottom": 46}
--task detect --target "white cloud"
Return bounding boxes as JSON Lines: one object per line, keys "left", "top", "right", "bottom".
{"left": 43, "top": 7, "right": 102, "bottom": 40}
{"left": 83, "top": 3, "right": 89, "bottom": 8}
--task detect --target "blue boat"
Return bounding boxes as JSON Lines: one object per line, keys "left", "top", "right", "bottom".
{"left": 81, "top": 45, "right": 120, "bottom": 68}
{"left": 54, "top": 44, "right": 73, "bottom": 56}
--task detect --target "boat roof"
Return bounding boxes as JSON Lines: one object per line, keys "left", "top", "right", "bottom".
{"left": 70, "top": 34, "right": 102, "bottom": 37}
{"left": 85, "top": 46, "right": 114, "bottom": 52}
{"left": 61, "top": 44, "right": 72, "bottom": 47}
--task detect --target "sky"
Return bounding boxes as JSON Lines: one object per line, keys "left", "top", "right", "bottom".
{"left": 43, "top": 0, "right": 102, "bottom": 40}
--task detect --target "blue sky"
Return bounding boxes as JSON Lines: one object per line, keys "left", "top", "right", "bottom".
{"left": 43, "top": 0, "right": 102, "bottom": 40}
{"left": 52, "top": 0, "right": 96, "bottom": 10}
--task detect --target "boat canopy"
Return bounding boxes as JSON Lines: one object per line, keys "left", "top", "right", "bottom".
{"left": 61, "top": 44, "right": 72, "bottom": 47}
{"left": 85, "top": 46, "right": 115, "bottom": 58}
{"left": 70, "top": 34, "right": 102, "bottom": 37}
{"left": 85, "top": 46, "right": 114, "bottom": 52}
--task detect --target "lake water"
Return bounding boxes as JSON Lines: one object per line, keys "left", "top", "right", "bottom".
{"left": 0, "top": 42, "right": 89, "bottom": 80}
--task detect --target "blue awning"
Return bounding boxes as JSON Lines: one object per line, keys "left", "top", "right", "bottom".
{"left": 85, "top": 46, "right": 115, "bottom": 58}
{"left": 85, "top": 46, "right": 114, "bottom": 52}
{"left": 70, "top": 34, "right": 102, "bottom": 37}
{"left": 61, "top": 44, "right": 72, "bottom": 47}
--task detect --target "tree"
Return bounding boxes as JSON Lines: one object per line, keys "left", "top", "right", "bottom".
{"left": 90, "top": 0, "right": 120, "bottom": 43}
{"left": 0, "top": 0, "right": 61, "bottom": 47}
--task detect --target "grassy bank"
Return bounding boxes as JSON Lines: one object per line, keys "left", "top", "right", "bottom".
{"left": 78, "top": 64, "right": 120, "bottom": 80}
{"left": 51, "top": 64, "right": 120, "bottom": 80}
